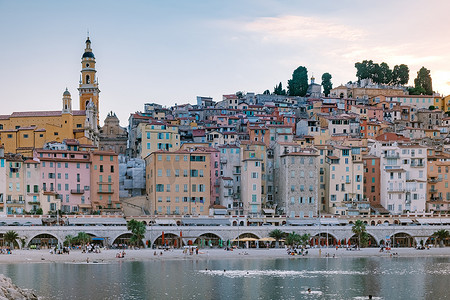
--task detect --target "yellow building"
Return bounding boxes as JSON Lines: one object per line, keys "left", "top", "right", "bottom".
{"left": 443, "top": 95, "right": 450, "bottom": 113}
{"left": 145, "top": 150, "right": 210, "bottom": 215}
{"left": 138, "top": 121, "right": 180, "bottom": 159}
{"left": 0, "top": 38, "right": 100, "bottom": 156}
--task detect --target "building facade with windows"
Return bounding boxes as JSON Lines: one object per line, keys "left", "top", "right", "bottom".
{"left": 145, "top": 150, "right": 210, "bottom": 215}
{"left": 90, "top": 151, "right": 120, "bottom": 211}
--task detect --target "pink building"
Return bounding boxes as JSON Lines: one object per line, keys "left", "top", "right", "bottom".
{"left": 35, "top": 148, "right": 91, "bottom": 214}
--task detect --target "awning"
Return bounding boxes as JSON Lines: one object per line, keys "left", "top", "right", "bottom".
{"left": 399, "top": 218, "right": 413, "bottom": 223}
{"left": 92, "top": 237, "right": 105, "bottom": 241}
{"left": 248, "top": 218, "right": 264, "bottom": 223}
{"left": 263, "top": 209, "right": 275, "bottom": 214}
{"left": 181, "top": 218, "right": 230, "bottom": 226}
{"left": 286, "top": 219, "right": 316, "bottom": 226}
{"left": 319, "top": 219, "right": 340, "bottom": 225}
{"left": 259, "top": 237, "right": 276, "bottom": 242}
{"left": 416, "top": 218, "right": 450, "bottom": 224}
{"left": 0, "top": 218, "right": 42, "bottom": 225}
{"left": 339, "top": 219, "right": 349, "bottom": 225}
{"left": 155, "top": 219, "right": 177, "bottom": 226}
{"left": 68, "top": 217, "right": 127, "bottom": 225}
{"left": 213, "top": 209, "right": 227, "bottom": 215}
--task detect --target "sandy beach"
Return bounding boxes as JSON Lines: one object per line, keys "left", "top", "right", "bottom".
{"left": 0, "top": 247, "right": 449, "bottom": 264}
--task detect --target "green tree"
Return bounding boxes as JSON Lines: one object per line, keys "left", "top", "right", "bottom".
{"left": 273, "top": 82, "right": 286, "bottom": 95}
{"left": 35, "top": 208, "right": 43, "bottom": 215}
{"left": 263, "top": 89, "right": 270, "bottom": 95}
{"left": 285, "top": 232, "right": 301, "bottom": 246}
{"left": 269, "top": 229, "right": 284, "bottom": 248}
{"left": 432, "top": 229, "right": 449, "bottom": 248}
{"left": 4, "top": 231, "right": 19, "bottom": 249}
{"left": 352, "top": 220, "right": 367, "bottom": 248}
{"left": 64, "top": 235, "right": 75, "bottom": 247}
{"left": 235, "top": 91, "right": 244, "bottom": 99}
{"left": 127, "top": 219, "right": 146, "bottom": 248}
{"left": 408, "top": 86, "right": 427, "bottom": 95}
{"left": 288, "top": 66, "right": 308, "bottom": 96}
{"left": 379, "top": 62, "right": 392, "bottom": 84}
{"left": 355, "top": 60, "right": 375, "bottom": 81}
{"left": 76, "top": 232, "right": 92, "bottom": 246}
{"left": 414, "top": 66, "right": 433, "bottom": 95}
{"left": 392, "top": 64, "right": 409, "bottom": 85}
{"left": 321, "top": 73, "right": 333, "bottom": 96}
{"left": 299, "top": 233, "right": 311, "bottom": 247}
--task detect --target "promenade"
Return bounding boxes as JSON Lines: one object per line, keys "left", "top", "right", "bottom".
{"left": 1, "top": 247, "right": 450, "bottom": 264}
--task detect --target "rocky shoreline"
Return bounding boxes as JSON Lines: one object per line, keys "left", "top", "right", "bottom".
{"left": 0, "top": 275, "right": 38, "bottom": 300}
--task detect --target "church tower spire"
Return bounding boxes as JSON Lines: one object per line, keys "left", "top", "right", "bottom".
{"left": 78, "top": 35, "right": 100, "bottom": 125}
{"left": 62, "top": 88, "right": 72, "bottom": 114}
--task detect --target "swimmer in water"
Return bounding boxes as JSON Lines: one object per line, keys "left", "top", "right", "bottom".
{"left": 307, "top": 288, "right": 311, "bottom": 293}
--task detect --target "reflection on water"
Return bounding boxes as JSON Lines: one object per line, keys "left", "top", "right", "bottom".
{"left": 0, "top": 257, "right": 449, "bottom": 299}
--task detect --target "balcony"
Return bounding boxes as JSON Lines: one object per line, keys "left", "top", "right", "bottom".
{"left": 220, "top": 158, "right": 227, "bottom": 164}
{"left": 98, "top": 189, "right": 114, "bottom": 194}
{"left": 387, "top": 188, "right": 405, "bottom": 193}
{"left": 410, "top": 162, "right": 424, "bottom": 167}
{"left": 97, "top": 181, "right": 113, "bottom": 185}
{"left": 428, "top": 178, "right": 441, "bottom": 183}
{"left": 6, "top": 200, "right": 25, "bottom": 205}
{"left": 429, "top": 188, "right": 438, "bottom": 193}
{"left": 384, "top": 153, "right": 400, "bottom": 159}
{"left": 224, "top": 181, "right": 233, "bottom": 188}
{"left": 430, "top": 196, "right": 442, "bottom": 201}
{"left": 71, "top": 189, "right": 85, "bottom": 194}
{"left": 345, "top": 179, "right": 351, "bottom": 184}
{"left": 28, "top": 201, "right": 40, "bottom": 205}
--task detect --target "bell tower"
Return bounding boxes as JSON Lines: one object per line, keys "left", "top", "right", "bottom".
{"left": 78, "top": 36, "right": 100, "bottom": 125}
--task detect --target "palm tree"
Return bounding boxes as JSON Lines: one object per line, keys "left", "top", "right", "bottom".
{"left": 76, "top": 232, "right": 92, "bottom": 246}
{"left": 64, "top": 235, "right": 75, "bottom": 248}
{"left": 299, "top": 233, "right": 311, "bottom": 247}
{"left": 269, "top": 229, "right": 284, "bottom": 248}
{"left": 127, "top": 219, "right": 146, "bottom": 248}
{"left": 432, "top": 229, "right": 449, "bottom": 248}
{"left": 352, "top": 220, "right": 366, "bottom": 249}
{"left": 285, "top": 232, "right": 300, "bottom": 247}
{"left": 4, "top": 231, "right": 19, "bottom": 249}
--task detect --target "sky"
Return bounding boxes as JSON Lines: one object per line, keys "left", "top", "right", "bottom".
{"left": 1, "top": 0, "right": 450, "bottom": 126}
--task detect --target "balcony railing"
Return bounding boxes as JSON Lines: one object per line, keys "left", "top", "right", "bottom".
{"left": 428, "top": 178, "right": 442, "bottom": 183}
{"left": 410, "top": 162, "right": 424, "bottom": 167}
{"left": 384, "top": 153, "right": 400, "bottom": 159}
{"left": 387, "top": 188, "right": 405, "bottom": 193}
{"left": 6, "top": 200, "right": 25, "bottom": 205}
{"left": 71, "top": 189, "right": 85, "bottom": 194}
{"left": 98, "top": 189, "right": 114, "bottom": 194}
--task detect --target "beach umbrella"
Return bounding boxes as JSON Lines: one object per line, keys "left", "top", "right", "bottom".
{"left": 219, "top": 239, "right": 223, "bottom": 247}
{"left": 162, "top": 231, "right": 165, "bottom": 246}
{"left": 338, "top": 239, "right": 341, "bottom": 246}
{"left": 174, "top": 239, "right": 177, "bottom": 248}
{"left": 348, "top": 239, "right": 351, "bottom": 246}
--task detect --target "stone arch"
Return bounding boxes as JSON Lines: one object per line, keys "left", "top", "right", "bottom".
{"left": 154, "top": 233, "right": 180, "bottom": 248}
{"left": 370, "top": 221, "right": 376, "bottom": 226}
{"left": 28, "top": 233, "right": 61, "bottom": 249}
{"left": 348, "top": 233, "right": 378, "bottom": 247}
{"left": 390, "top": 232, "right": 416, "bottom": 247}
{"left": 236, "top": 232, "right": 260, "bottom": 240}
{"left": 112, "top": 233, "right": 145, "bottom": 248}
{"left": 393, "top": 220, "right": 399, "bottom": 225}
{"left": 311, "top": 232, "right": 338, "bottom": 247}
{"left": 194, "top": 233, "right": 223, "bottom": 247}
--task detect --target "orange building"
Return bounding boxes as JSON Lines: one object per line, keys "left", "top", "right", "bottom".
{"left": 90, "top": 151, "right": 120, "bottom": 212}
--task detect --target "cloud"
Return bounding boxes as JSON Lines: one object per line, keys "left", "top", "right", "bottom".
{"left": 239, "top": 15, "right": 366, "bottom": 42}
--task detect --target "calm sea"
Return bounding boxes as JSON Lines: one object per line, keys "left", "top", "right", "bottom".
{"left": 0, "top": 257, "right": 449, "bottom": 299}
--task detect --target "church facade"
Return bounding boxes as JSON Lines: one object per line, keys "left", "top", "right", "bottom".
{"left": 0, "top": 38, "right": 100, "bottom": 156}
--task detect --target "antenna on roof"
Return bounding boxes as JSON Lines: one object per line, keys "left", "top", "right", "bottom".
{"left": 87, "top": 29, "right": 89, "bottom": 39}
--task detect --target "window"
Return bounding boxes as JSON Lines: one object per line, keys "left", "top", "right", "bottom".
{"left": 111, "top": 166, "right": 114, "bottom": 172}
{"left": 100, "top": 165, "right": 104, "bottom": 172}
